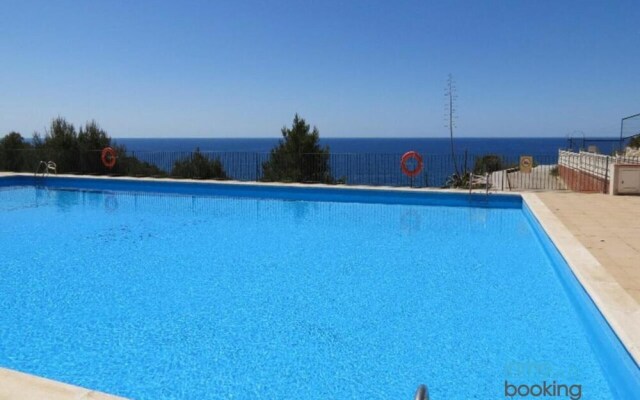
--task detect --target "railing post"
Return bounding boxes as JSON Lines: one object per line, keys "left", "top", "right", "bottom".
{"left": 603, "top": 155, "right": 610, "bottom": 194}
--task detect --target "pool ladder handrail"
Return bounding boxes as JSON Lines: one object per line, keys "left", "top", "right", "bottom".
{"left": 415, "top": 384, "right": 429, "bottom": 400}
{"left": 35, "top": 161, "right": 57, "bottom": 177}
{"left": 468, "top": 171, "right": 492, "bottom": 196}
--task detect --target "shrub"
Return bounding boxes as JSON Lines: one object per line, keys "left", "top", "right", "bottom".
{"left": 171, "top": 149, "right": 227, "bottom": 179}
{"left": 0, "top": 132, "right": 33, "bottom": 171}
{"left": 262, "top": 114, "right": 332, "bottom": 183}
{"left": 473, "top": 154, "right": 503, "bottom": 174}
{"left": 38, "top": 117, "right": 81, "bottom": 173}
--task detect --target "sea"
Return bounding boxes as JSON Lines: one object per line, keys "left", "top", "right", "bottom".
{"left": 114, "top": 137, "right": 572, "bottom": 156}
{"left": 111, "top": 137, "right": 622, "bottom": 187}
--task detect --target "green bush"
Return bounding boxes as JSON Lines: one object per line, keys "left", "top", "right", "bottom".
{"left": 629, "top": 135, "right": 640, "bottom": 149}
{"left": 115, "top": 148, "right": 166, "bottom": 177}
{"left": 171, "top": 149, "right": 227, "bottom": 179}
{"left": 473, "top": 154, "right": 503, "bottom": 174}
{"left": 2, "top": 117, "right": 168, "bottom": 176}
{"left": 262, "top": 114, "right": 332, "bottom": 183}
{"left": 0, "top": 132, "right": 33, "bottom": 171}
{"left": 37, "top": 117, "right": 81, "bottom": 173}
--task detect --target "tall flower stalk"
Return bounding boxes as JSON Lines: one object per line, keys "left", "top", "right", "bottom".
{"left": 445, "top": 74, "right": 459, "bottom": 176}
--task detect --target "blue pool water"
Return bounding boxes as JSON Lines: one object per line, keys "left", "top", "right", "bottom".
{"left": 0, "top": 177, "right": 638, "bottom": 399}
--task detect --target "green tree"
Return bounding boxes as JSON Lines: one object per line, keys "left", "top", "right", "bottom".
{"left": 473, "top": 154, "right": 503, "bottom": 174}
{"left": 78, "top": 120, "right": 111, "bottom": 150}
{"left": 629, "top": 135, "right": 640, "bottom": 149}
{"left": 171, "top": 149, "right": 227, "bottom": 179}
{"left": 28, "top": 116, "right": 166, "bottom": 176}
{"left": 38, "top": 117, "right": 80, "bottom": 172}
{"left": 262, "top": 114, "right": 331, "bottom": 183}
{"left": 77, "top": 121, "right": 113, "bottom": 173}
{"left": 0, "top": 132, "right": 32, "bottom": 171}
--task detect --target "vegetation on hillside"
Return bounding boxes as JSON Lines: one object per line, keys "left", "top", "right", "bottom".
{"left": 444, "top": 154, "right": 506, "bottom": 188}
{"left": 0, "top": 132, "right": 31, "bottom": 171}
{"left": 171, "top": 149, "right": 227, "bottom": 179}
{"left": 0, "top": 117, "right": 162, "bottom": 175}
{"left": 473, "top": 154, "right": 503, "bottom": 174}
{"left": 262, "top": 114, "right": 332, "bottom": 183}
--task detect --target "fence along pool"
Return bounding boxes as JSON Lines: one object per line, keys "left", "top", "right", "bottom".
{"left": 0, "top": 149, "right": 568, "bottom": 190}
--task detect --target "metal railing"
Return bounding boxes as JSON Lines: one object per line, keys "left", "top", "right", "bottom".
{"left": 0, "top": 148, "right": 604, "bottom": 191}
{"left": 414, "top": 384, "right": 429, "bottom": 400}
{"left": 558, "top": 150, "right": 640, "bottom": 193}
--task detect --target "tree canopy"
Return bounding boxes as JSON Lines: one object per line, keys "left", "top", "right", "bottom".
{"left": 262, "top": 114, "right": 332, "bottom": 183}
{"left": 0, "top": 117, "right": 162, "bottom": 176}
{"left": 0, "top": 132, "right": 32, "bottom": 171}
{"left": 171, "top": 149, "right": 227, "bottom": 179}
{"left": 473, "top": 154, "right": 503, "bottom": 174}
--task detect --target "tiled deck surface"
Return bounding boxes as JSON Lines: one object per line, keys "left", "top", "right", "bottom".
{"left": 536, "top": 192, "right": 640, "bottom": 304}
{"left": 0, "top": 368, "right": 126, "bottom": 400}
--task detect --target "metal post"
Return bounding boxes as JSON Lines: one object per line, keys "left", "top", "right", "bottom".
{"left": 414, "top": 384, "right": 429, "bottom": 400}
{"left": 620, "top": 117, "right": 624, "bottom": 154}
{"left": 603, "top": 155, "right": 610, "bottom": 194}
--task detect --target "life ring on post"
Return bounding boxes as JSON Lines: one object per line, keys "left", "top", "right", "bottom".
{"left": 401, "top": 151, "right": 424, "bottom": 177}
{"left": 101, "top": 147, "right": 117, "bottom": 169}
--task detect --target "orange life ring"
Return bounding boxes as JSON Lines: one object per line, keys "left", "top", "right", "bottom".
{"left": 101, "top": 147, "right": 117, "bottom": 169}
{"left": 401, "top": 151, "right": 423, "bottom": 177}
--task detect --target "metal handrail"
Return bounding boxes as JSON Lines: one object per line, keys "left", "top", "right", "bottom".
{"left": 34, "top": 161, "right": 57, "bottom": 177}
{"left": 468, "top": 171, "right": 492, "bottom": 196}
{"left": 414, "top": 384, "right": 429, "bottom": 400}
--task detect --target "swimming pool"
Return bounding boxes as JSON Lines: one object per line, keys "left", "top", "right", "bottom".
{"left": 0, "top": 176, "right": 638, "bottom": 399}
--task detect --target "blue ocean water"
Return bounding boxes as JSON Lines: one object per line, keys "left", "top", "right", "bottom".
{"left": 115, "top": 137, "right": 576, "bottom": 156}
{"left": 114, "top": 137, "right": 624, "bottom": 157}
{"left": 112, "top": 137, "right": 624, "bottom": 187}
{"left": 0, "top": 179, "right": 637, "bottom": 399}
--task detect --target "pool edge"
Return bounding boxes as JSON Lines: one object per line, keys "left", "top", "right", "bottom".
{"left": 1, "top": 173, "right": 638, "bottom": 398}
{"left": 521, "top": 192, "right": 640, "bottom": 366}
{"left": 0, "top": 367, "right": 127, "bottom": 400}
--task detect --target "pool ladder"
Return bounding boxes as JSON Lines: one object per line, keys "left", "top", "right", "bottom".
{"left": 34, "top": 161, "right": 57, "bottom": 177}
{"left": 415, "top": 384, "right": 429, "bottom": 400}
{"left": 468, "top": 172, "right": 492, "bottom": 196}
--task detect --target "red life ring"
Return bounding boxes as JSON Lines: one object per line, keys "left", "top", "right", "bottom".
{"left": 101, "top": 147, "right": 117, "bottom": 169}
{"left": 401, "top": 151, "right": 423, "bottom": 177}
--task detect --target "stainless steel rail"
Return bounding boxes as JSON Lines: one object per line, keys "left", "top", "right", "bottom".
{"left": 414, "top": 384, "right": 429, "bottom": 400}
{"left": 34, "top": 161, "right": 57, "bottom": 176}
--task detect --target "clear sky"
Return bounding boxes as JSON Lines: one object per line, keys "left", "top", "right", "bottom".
{"left": 1, "top": 0, "right": 638, "bottom": 138}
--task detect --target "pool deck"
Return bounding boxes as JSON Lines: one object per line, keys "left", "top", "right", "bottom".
{"left": 536, "top": 192, "right": 640, "bottom": 304}
{"left": 0, "top": 173, "right": 638, "bottom": 398}
{"left": 523, "top": 192, "right": 640, "bottom": 365}
{"left": 0, "top": 368, "right": 125, "bottom": 400}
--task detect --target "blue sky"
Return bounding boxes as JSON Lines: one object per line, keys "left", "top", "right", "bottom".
{"left": 1, "top": 0, "right": 638, "bottom": 138}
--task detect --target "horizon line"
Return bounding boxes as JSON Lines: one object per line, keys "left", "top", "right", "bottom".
{"left": 111, "top": 135, "right": 621, "bottom": 140}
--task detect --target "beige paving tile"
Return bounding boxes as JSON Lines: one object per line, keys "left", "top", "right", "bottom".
{"left": 629, "top": 290, "right": 640, "bottom": 304}
{"left": 0, "top": 368, "right": 126, "bottom": 400}
{"left": 536, "top": 192, "right": 640, "bottom": 297}
{"left": 531, "top": 192, "right": 640, "bottom": 365}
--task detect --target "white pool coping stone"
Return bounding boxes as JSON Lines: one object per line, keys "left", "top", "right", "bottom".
{"left": 522, "top": 193, "right": 640, "bottom": 365}
{"left": 0, "top": 173, "right": 637, "bottom": 399}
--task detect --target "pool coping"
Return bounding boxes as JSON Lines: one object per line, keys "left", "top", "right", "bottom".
{"left": 0, "top": 173, "right": 638, "bottom": 398}
{"left": 0, "top": 172, "right": 520, "bottom": 196}
{"left": 0, "top": 367, "right": 126, "bottom": 400}
{"left": 521, "top": 193, "right": 640, "bottom": 366}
